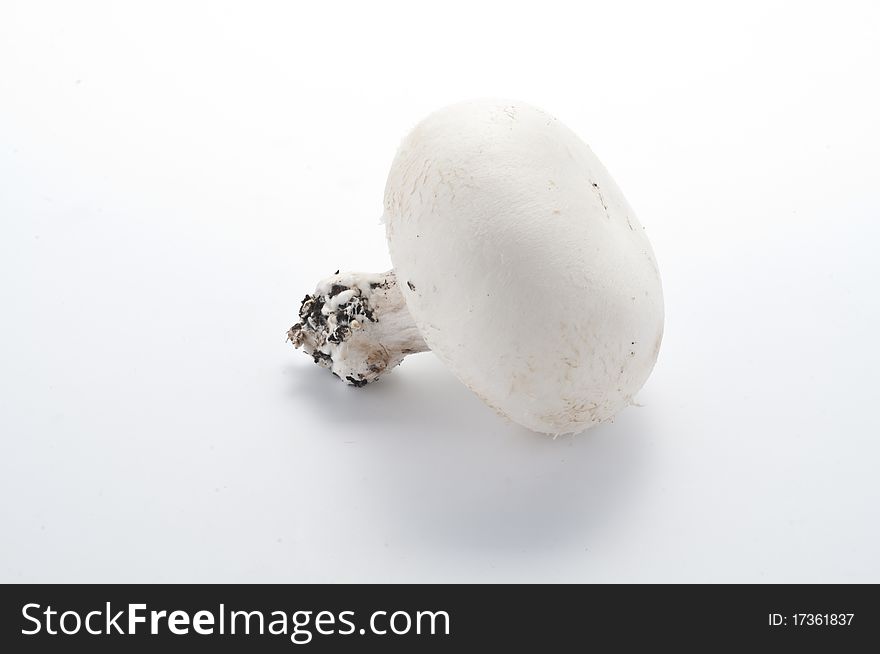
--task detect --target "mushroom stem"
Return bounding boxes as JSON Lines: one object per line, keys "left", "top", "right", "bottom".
{"left": 287, "top": 270, "right": 428, "bottom": 385}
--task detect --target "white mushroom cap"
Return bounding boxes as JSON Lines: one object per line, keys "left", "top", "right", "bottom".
{"left": 383, "top": 99, "right": 664, "bottom": 434}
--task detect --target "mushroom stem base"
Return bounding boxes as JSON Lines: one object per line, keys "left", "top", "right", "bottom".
{"left": 287, "top": 270, "right": 427, "bottom": 385}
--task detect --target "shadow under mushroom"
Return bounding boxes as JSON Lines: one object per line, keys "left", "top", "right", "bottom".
{"left": 284, "top": 354, "right": 653, "bottom": 552}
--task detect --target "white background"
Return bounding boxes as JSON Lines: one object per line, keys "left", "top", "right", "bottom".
{"left": 2, "top": 1, "right": 878, "bottom": 582}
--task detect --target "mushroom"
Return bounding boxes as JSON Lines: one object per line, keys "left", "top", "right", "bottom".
{"left": 288, "top": 99, "right": 664, "bottom": 435}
